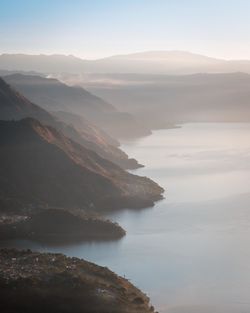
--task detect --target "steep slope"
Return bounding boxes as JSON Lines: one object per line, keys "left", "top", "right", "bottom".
{"left": 53, "top": 111, "right": 142, "bottom": 169}
{"left": 4, "top": 73, "right": 115, "bottom": 113}
{"left": 0, "top": 249, "right": 156, "bottom": 313}
{"left": 54, "top": 110, "right": 119, "bottom": 147}
{"left": 0, "top": 77, "right": 141, "bottom": 169}
{"left": 0, "top": 118, "right": 164, "bottom": 212}
{"left": 4, "top": 74, "right": 151, "bottom": 139}
{"left": 0, "top": 76, "right": 54, "bottom": 122}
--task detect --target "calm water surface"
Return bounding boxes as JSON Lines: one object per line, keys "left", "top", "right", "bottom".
{"left": 3, "top": 123, "right": 250, "bottom": 313}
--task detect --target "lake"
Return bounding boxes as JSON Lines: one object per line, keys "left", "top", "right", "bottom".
{"left": 3, "top": 123, "right": 250, "bottom": 313}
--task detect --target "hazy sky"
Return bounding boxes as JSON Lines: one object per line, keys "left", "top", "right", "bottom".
{"left": 1, "top": 0, "right": 250, "bottom": 59}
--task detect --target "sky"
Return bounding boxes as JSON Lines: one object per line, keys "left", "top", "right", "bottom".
{"left": 1, "top": 0, "right": 250, "bottom": 60}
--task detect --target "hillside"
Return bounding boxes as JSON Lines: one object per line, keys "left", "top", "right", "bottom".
{"left": 0, "top": 249, "right": 156, "bottom": 313}
{"left": 0, "top": 75, "right": 54, "bottom": 122}
{"left": 4, "top": 74, "right": 151, "bottom": 139}
{"left": 53, "top": 111, "right": 142, "bottom": 169}
{"left": 0, "top": 77, "right": 141, "bottom": 169}
{"left": 0, "top": 118, "right": 163, "bottom": 212}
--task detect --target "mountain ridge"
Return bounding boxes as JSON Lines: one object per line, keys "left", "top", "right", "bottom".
{"left": 2, "top": 51, "right": 250, "bottom": 74}
{"left": 0, "top": 76, "right": 142, "bottom": 169}
{"left": 4, "top": 73, "right": 151, "bottom": 139}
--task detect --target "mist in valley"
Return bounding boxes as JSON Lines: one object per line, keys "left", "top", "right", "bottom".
{"left": 1, "top": 1, "right": 250, "bottom": 313}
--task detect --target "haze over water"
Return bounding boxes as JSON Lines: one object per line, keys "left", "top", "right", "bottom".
{"left": 4, "top": 123, "right": 250, "bottom": 313}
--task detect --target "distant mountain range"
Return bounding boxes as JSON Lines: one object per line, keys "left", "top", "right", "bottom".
{"left": 4, "top": 74, "right": 150, "bottom": 139}
{"left": 3, "top": 53, "right": 250, "bottom": 128}
{"left": 82, "top": 72, "right": 250, "bottom": 126}
{"left": 1, "top": 51, "right": 250, "bottom": 74}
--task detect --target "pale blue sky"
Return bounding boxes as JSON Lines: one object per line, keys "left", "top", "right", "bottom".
{"left": 1, "top": 0, "right": 250, "bottom": 59}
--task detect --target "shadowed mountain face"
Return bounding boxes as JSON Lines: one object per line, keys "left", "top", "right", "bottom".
{"left": 2, "top": 51, "right": 250, "bottom": 74}
{"left": 0, "top": 76, "right": 54, "bottom": 122}
{"left": 0, "top": 77, "right": 141, "bottom": 169}
{"left": 4, "top": 74, "right": 151, "bottom": 139}
{"left": 0, "top": 208, "right": 126, "bottom": 242}
{"left": 0, "top": 118, "right": 163, "bottom": 212}
{"left": 3, "top": 73, "right": 115, "bottom": 113}
{"left": 81, "top": 72, "right": 250, "bottom": 127}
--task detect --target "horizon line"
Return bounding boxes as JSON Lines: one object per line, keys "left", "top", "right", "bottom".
{"left": 1, "top": 50, "right": 250, "bottom": 62}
